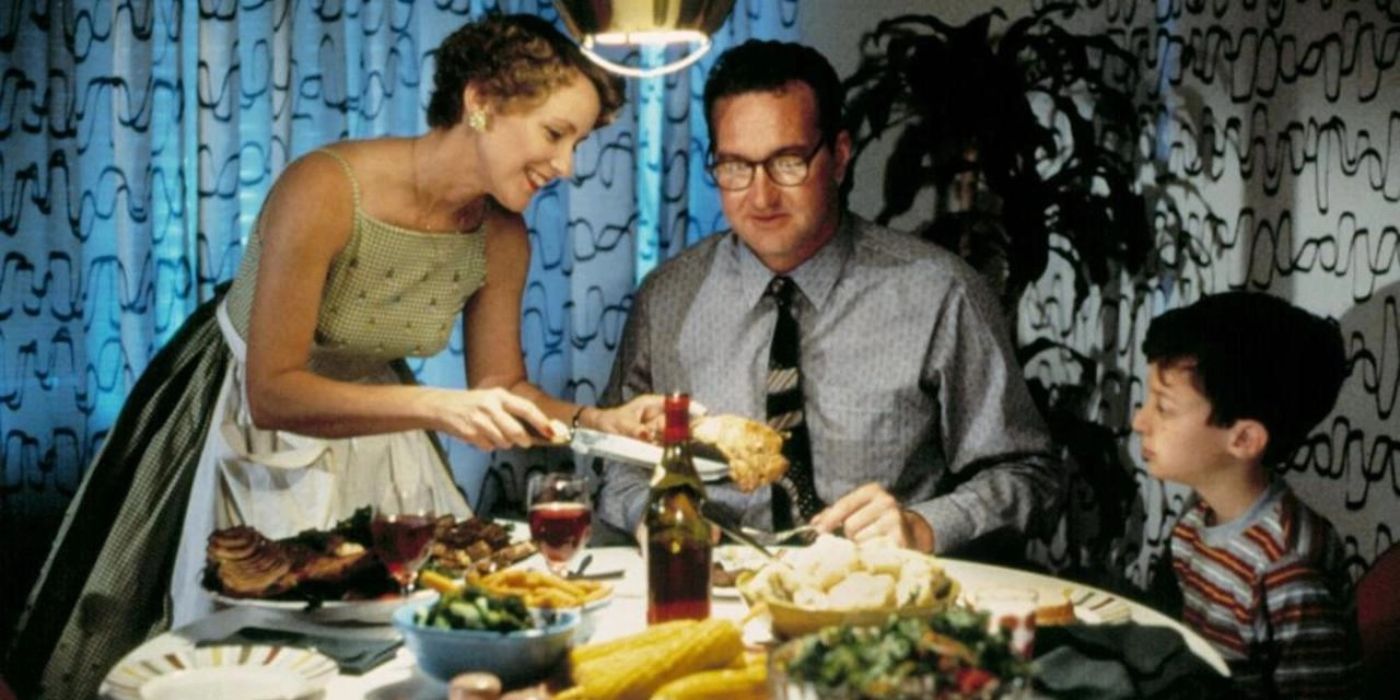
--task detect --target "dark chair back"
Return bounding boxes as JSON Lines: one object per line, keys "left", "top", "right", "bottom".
{"left": 1358, "top": 541, "right": 1400, "bottom": 698}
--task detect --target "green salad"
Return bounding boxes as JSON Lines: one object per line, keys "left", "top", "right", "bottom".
{"left": 414, "top": 586, "right": 539, "bottom": 633}
{"left": 780, "top": 607, "right": 1028, "bottom": 699}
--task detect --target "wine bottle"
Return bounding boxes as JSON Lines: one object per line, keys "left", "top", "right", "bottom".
{"left": 644, "top": 393, "right": 713, "bottom": 623}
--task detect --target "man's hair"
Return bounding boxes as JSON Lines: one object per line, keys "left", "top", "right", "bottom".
{"left": 702, "top": 40, "right": 844, "bottom": 148}
{"left": 427, "top": 14, "right": 625, "bottom": 130}
{"left": 1143, "top": 291, "right": 1347, "bottom": 465}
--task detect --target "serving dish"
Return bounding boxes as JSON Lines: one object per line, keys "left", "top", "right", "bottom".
{"left": 392, "top": 596, "right": 579, "bottom": 687}
{"left": 102, "top": 644, "right": 336, "bottom": 700}
{"left": 210, "top": 588, "right": 434, "bottom": 624}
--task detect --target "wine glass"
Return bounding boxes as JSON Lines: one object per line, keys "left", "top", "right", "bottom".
{"left": 973, "top": 586, "right": 1039, "bottom": 658}
{"left": 372, "top": 479, "right": 438, "bottom": 595}
{"left": 526, "top": 472, "right": 593, "bottom": 576}
{"left": 371, "top": 509, "right": 437, "bottom": 595}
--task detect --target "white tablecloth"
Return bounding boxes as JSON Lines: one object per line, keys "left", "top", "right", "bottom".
{"left": 101, "top": 546, "right": 1227, "bottom": 698}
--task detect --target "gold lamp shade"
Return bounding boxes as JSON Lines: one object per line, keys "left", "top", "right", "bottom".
{"left": 554, "top": 0, "right": 737, "bottom": 77}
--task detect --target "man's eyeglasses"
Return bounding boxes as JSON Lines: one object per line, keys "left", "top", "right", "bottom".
{"left": 707, "top": 137, "right": 829, "bottom": 191}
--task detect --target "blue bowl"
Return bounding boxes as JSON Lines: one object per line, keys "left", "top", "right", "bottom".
{"left": 392, "top": 596, "right": 579, "bottom": 687}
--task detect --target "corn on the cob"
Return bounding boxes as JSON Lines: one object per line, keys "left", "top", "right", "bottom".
{"left": 651, "top": 662, "right": 766, "bottom": 700}
{"left": 569, "top": 619, "right": 742, "bottom": 700}
{"left": 567, "top": 619, "right": 696, "bottom": 667}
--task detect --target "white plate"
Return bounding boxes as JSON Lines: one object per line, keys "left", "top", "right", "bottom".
{"left": 494, "top": 519, "right": 533, "bottom": 545}
{"left": 712, "top": 545, "right": 771, "bottom": 599}
{"left": 713, "top": 585, "right": 744, "bottom": 600}
{"left": 961, "top": 586, "right": 1130, "bottom": 625}
{"left": 1065, "top": 587, "right": 1131, "bottom": 624}
{"left": 513, "top": 548, "right": 628, "bottom": 580}
{"left": 102, "top": 645, "right": 336, "bottom": 700}
{"left": 209, "top": 589, "right": 434, "bottom": 624}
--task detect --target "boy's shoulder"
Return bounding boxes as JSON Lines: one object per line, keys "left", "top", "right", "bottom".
{"left": 1265, "top": 485, "right": 1349, "bottom": 576}
{"left": 1175, "top": 482, "right": 1346, "bottom": 577}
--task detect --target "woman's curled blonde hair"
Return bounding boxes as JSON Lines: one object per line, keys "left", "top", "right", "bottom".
{"left": 427, "top": 14, "right": 625, "bottom": 130}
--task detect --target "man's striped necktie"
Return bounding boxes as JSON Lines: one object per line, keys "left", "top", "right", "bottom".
{"left": 765, "top": 275, "right": 823, "bottom": 529}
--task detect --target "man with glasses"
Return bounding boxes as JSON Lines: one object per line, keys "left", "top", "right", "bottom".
{"left": 595, "top": 40, "right": 1064, "bottom": 557}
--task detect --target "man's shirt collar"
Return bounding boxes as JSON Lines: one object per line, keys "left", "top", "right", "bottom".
{"left": 728, "top": 212, "right": 854, "bottom": 310}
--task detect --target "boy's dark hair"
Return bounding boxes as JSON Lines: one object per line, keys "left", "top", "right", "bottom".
{"left": 1143, "top": 291, "right": 1347, "bottom": 465}
{"left": 427, "top": 14, "right": 625, "bottom": 130}
{"left": 702, "top": 40, "right": 844, "bottom": 149}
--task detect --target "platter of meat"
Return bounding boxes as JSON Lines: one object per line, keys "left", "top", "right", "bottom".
{"left": 202, "top": 508, "right": 535, "bottom": 623}
{"left": 425, "top": 516, "right": 536, "bottom": 578}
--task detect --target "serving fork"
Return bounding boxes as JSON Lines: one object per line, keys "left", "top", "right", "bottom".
{"left": 738, "top": 523, "right": 822, "bottom": 546}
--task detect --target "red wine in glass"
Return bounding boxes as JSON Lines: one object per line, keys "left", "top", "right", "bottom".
{"left": 526, "top": 473, "right": 592, "bottom": 575}
{"left": 371, "top": 513, "right": 436, "bottom": 592}
{"left": 529, "top": 502, "right": 593, "bottom": 572}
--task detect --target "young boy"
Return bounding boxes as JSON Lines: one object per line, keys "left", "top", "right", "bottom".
{"left": 1132, "top": 291, "right": 1358, "bottom": 697}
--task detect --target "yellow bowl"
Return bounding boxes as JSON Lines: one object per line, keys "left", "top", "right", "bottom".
{"left": 741, "top": 572, "right": 961, "bottom": 639}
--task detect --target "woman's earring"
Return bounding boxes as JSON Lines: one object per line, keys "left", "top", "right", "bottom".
{"left": 467, "top": 109, "right": 488, "bottom": 132}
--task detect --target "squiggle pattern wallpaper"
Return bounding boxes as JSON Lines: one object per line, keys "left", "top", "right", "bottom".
{"left": 1019, "top": 0, "right": 1399, "bottom": 585}
{"left": 0, "top": 0, "right": 796, "bottom": 642}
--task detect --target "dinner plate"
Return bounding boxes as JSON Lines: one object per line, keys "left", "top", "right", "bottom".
{"left": 102, "top": 645, "right": 336, "bottom": 700}
{"left": 209, "top": 589, "right": 434, "bottom": 624}
{"left": 713, "top": 544, "right": 771, "bottom": 598}
{"left": 513, "top": 548, "right": 629, "bottom": 580}
{"left": 957, "top": 579, "right": 1131, "bottom": 624}
{"left": 1065, "top": 587, "right": 1131, "bottom": 624}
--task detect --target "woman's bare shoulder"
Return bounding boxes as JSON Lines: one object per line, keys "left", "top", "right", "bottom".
{"left": 275, "top": 147, "right": 357, "bottom": 194}
{"left": 257, "top": 150, "right": 356, "bottom": 246}
{"left": 318, "top": 138, "right": 406, "bottom": 174}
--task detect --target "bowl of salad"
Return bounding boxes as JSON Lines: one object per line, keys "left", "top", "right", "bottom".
{"left": 768, "top": 607, "right": 1028, "bottom": 699}
{"left": 392, "top": 586, "right": 578, "bottom": 687}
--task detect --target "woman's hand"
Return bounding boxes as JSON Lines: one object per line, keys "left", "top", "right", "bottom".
{"left": 580, "top": 394, "right": 666, "bottom": 441}
{"left": 426, "top": 387, "right": 556, "bottom": 451}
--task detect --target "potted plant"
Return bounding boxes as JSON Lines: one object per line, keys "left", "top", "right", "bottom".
{"left": 843, "top": 3, "right": 1152, "bottom": 582}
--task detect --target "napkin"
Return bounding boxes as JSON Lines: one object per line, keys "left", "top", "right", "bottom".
{"left": 199, "top": 627, "right": 402, "bottom": 675}
{"left": 1032, "top": 623, "right": 1231, "bottom": 699}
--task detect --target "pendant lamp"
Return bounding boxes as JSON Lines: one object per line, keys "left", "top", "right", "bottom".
{"left": 554, "top": 0, "right": 737, "bottom": 78}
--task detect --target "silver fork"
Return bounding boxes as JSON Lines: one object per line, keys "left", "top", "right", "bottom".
{"left": 739, "top": 523, "right": 821, "bottom": 546}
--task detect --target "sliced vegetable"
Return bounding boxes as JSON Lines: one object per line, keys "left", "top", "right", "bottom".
{"left": 413, "top": 585, "right": 536, "bottom": 632}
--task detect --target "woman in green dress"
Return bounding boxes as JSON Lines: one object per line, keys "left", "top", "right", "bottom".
{"left": 7, "top": 14, "right": 656, "bottom": 699}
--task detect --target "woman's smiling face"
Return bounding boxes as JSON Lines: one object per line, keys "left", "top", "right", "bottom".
{"left": 475, "top": 72, "right": 601, "bottom": 212}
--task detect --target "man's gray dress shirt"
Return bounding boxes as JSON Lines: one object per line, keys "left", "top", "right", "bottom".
{"left": 596, "top": 213, "right": 1064, "bottom": 554}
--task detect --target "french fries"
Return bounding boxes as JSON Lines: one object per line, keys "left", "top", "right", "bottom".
{"left": 476, "top": 569, "right": 611, "bottom": 609}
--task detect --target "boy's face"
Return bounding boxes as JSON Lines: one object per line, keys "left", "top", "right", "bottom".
{"left": 1131, "top": 361, "right": 1234, "bottom": 487}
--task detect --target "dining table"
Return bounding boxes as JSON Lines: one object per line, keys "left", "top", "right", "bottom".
{"left": 100, "top": 544, "right": 1229, "bottom": 699}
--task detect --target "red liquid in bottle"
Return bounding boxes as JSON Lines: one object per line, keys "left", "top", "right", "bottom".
{"left": 529, "top": 502, "right": 593, "bottom": 568}
{"left": 647, "top": 531, "right": 713, "bottom": 623}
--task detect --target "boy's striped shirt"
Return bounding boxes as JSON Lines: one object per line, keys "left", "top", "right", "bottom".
{"left": 1171, "top": 480, "right": 1358, "bottom": 698}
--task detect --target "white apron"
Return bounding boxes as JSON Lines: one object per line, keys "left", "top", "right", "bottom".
{"left": 168, "top": 301, "right": 471, "bottom": 626}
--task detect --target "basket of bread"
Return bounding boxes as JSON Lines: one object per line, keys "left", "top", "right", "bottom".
{"left": 736, "top": 535, "right": 959, "bottom": 639}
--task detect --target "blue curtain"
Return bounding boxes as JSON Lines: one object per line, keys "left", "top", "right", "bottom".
{"left": 0, "top": 0, "right": 798, "bottom": 590}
